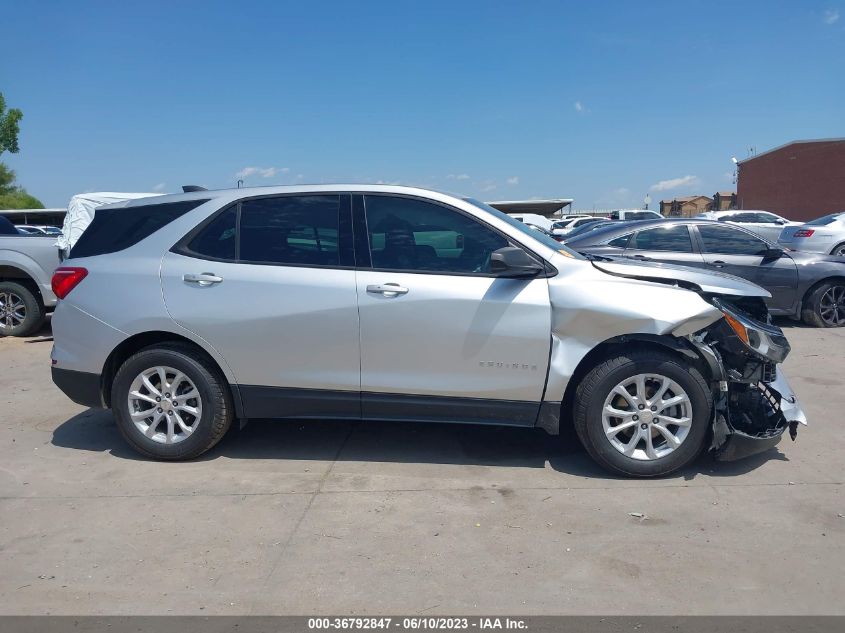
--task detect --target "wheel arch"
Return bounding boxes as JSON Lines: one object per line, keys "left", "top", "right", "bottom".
{"left": 801, "top": 275, "right": 845, "bottom": 306}
{"left": 0, "top": 264, "right": 44, "bottom": 303}
{"left": 100, "top": 330, "right": 244, "bottom": 417}
{"left": 557, "top": 334, "right": 714, "bottom": 432}
{"left": 828, "top": 241, "right": 845, "bottom": 256}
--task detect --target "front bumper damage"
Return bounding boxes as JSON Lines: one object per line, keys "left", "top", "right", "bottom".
{"left": 693, "top": 300, "right": 808, "bottom": 461}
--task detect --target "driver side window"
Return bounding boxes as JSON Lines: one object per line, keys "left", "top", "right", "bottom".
{"left": 363, "top": 195, "right": 509, "bottom": 274}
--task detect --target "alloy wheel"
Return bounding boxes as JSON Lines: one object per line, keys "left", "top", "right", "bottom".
{"left": 0, "top": 292, "right": 26, "bottom": 331}
{"left": 819, "top": 285, "right": 845, "bottom": 326}
{"left": 602, "top": 373, "right": 693, "bottom": 461}
{"left": 127, "top": 366, "right": 203, "bottom": 444}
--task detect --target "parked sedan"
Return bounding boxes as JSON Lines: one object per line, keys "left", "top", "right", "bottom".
{"left": 566, "top": 219, "right": 845, "bottom": 327}
{"left": 696, "top": 210, "right": 802, "bottom": 242}
{"left": 778, "top": 212, "right": 845, "bottom": 256}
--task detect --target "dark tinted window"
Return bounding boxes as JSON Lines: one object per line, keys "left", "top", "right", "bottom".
{"left": 721, "top": 213, "right": 756, "bottom": 223}
{"left": 698, "top": 225, "right": 769, "bottom": 255}
{"left": 186, "top": 206, "right": 237, "bottom": 260}
{"left": 606, "top": 234, "right": 632, "bottom": 248}
{"left": 626, "top": 211, "right": 662, "bottom": 221}
{"left": 632, "top": 225, "right": 693, "bottom": 252}
{"left": 239, "top": 195, "right": 339, "bottom": 266}
{"left": 0, "top": 215, "right": 17, "bottom": 235}
{"left": 808, "top": 213, "right": 845, "bottom": 226}
{"left": 365, "top": 195, "right": 509, "bottom": 274}
{"left": 71, "top": 199, "right": 207, "bottom": 258}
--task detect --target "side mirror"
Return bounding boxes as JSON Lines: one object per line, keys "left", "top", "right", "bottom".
{"left": 774, "top": 219, "right": 787, "bottom": 225}
{"left": 762, "top": 247, "right": 784, "bottom": 259}
{"left": 490, "top": 247, "right": 544, "bottom": 278}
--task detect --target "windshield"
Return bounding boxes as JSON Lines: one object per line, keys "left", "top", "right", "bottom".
{"left": 463, "top": 198, "right": 584, "bottom": 259}
{"left": 807, "top": 212, "right": 845, "bottom": 226}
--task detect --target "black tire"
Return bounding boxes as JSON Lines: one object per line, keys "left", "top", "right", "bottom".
{"left": 573, "top": 350, "right": 712, "bottom": 478}
{"left": 0, "top": 281, "right": 45, "bottom": 337}
{"left": 111, "top": 343, "right": 233, "bottom": 460}
{"left": 829, "top": 242, "right": 845, "bottom": 257}
{"left": 802, "top": 280, "right": 845, "bottom": 327}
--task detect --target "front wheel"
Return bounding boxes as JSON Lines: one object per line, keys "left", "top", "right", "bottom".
{"left": 111, "top": 343, "right": 233, "bottom": 460}
{"left": 573, "top": 350, "right": 712, "bottom": 477}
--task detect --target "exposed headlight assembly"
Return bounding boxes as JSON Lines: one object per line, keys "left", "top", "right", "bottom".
{"left": 714, "top": 300, "right": 791, "bottom": 363}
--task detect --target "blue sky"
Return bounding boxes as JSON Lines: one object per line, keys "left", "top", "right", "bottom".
{"left": 2, "top": 0, "right": 844, "bottom": 209}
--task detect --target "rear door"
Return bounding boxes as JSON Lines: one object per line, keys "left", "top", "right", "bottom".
{"left": 354, "top": 194, "right": 551, "bottom": 425}
{"left": 695, "top": 224, "right": 799, "bottom": 312}
{"left": 160, "top": 193, "right": 362, "bottom": 418}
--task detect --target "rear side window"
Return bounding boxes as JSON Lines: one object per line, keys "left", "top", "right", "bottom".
{"left": 606, "top": 234, "right": 632, "bottom": 248}
{"left": 239, "top": 196, "right": 339, "bottom": 266}
{"left": 180, "top": 195, "right": 341, "bottom": 267}
{"left": 71, "top": 200, "right": 208, "bottom": 258}
{"left": 632, "top": 225, "right": 693, "bottom": 252}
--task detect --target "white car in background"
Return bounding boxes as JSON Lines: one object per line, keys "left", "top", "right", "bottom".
{"left": 696, "top": 210, "right": 801, "bottom": 242}
{"left": 551, "top": 216, "right": 604, "bottom": 237}
{"left": 608, "top": 209, "right": 664, "bottom": 221}
{"left": 778, "top": 212, "right": 845, "bottom": 256}
{"left": 507, "top": 213, "right": 553, "bottom": 231}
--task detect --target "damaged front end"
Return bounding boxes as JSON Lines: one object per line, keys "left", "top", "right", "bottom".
{"left": 690, "top": 297, "right": 808, "bottom": 461}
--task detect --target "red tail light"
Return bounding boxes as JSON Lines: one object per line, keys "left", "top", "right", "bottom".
{"left": 793, "top": 229, "right": 815, "bottom": 238}
{"left": 51, "top": 267, "right": 88, "bottom": 299}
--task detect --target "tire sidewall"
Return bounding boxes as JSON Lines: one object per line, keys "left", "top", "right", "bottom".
{"left": 806, "top": 281, "right": 845, "bottom": 328}
{"left": 0, "top": 281, "right": 43, "bottom": 337}
{"left": 580, "top": 354, "right": 711, "bottom": 477}
{"left": 112, "top": 347, "right": 227, "bottom": 459}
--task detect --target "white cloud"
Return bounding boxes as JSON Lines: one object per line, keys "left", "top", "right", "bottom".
{"left": 823, "top": 8, "right": 840, "bottom": 24}
{"left": 447, "top": 173, "right": 471, "bottom": 180}
{"left": 479, "top": 180, "right": 497, "bottom": 193}
{"left": 235, "top": 166, "right": 289, "bottom": 179}
{"left": 152, "top": 182, "right": 166, "bottom": 192}
{"left": 506, "top": 176, "right": 519, "bottom": 186}
{"left": 649, "top": 175, "right": 700, "bottom": 192}
{"left": 574, "top": 101, "right": 585, "bottom": 113}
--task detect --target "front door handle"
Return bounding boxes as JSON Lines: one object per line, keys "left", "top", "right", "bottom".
{"left": 710, "top": 260, "right": 726, "bottom": 268}
{"left": 183, "top": 273, "right": 223, "bottom": 286}
{"left": 631, "top": 254, "right": 651, "bottom": 260}
{"left": 367, "top": 283, "right": 409, "bottom": 296}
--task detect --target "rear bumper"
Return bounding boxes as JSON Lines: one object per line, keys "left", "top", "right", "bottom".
{"left": 51, "top": 367, "right": 103, "bottom": 408}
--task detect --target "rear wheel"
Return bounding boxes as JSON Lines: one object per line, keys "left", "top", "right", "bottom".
{"left": 111, "top": 343, "right": 233, "bottom": 459}
{"left": 0, "top": 281, "right": 45, "bottom": 337}
{"left": 829, "top": 243, "right": 845, "bottom": 257}
{"left": 802, "top": 280, "right": 845, "bottom": 327}
{"left": 573, "top": 350, "right": 711, "bottom": 477}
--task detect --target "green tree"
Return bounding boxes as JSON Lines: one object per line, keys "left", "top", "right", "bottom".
{"left": 0, "top": 93, "right": 24, "bottom": 155}
{"left": 0, "top": 92, "right": 44, "bottom": 209}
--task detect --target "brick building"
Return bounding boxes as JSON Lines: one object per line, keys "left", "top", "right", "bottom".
{"left": 659, "top": 195, "right": 713, "bottom": 217}
{"left": 736, "top": 138, "right": 845, "bottom": 222}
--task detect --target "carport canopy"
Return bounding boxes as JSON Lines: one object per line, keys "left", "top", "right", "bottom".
{"left": 486, "top": 198, "right": 574, "bottom": 217}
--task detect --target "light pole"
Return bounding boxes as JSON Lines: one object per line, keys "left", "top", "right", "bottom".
{"left": 644, "top": 194, "right": 651, "bottom": 210}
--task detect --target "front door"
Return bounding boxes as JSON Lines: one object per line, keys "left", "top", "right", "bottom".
{"left": 354, "top": 194, "right": 552, "bottom": 426}
{"left": 695, "top": 224, "right": 799, "bottom": 313}
{"left": 160, "top": 193, "right": 362, "bottom": 418}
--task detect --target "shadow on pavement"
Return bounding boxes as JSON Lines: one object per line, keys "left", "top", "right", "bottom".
{"left": 51, "top": 407, "right": 786, "bottom": 481}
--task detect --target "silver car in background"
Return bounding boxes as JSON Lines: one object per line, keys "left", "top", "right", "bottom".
{"left": 778, "top": 212, "right": 845, "bottom": 256}
{"left": 49, "top": 185, "right": 806, "bottom": 477}
{"left": 696, "top": 210, "right": 802, "bottom": 242}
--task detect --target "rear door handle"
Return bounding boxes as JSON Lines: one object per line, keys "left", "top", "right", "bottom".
{"left": 631, "top": 254, "right": 651, "bottom": 260}
{"left": 183, "top": 273, "right": 223, "bottom": 286}
{"left": 366, "top": 283, "right": 409, "bottom": 296}
{"left": 710, "top": 260, "right": 726, "bottom": 268}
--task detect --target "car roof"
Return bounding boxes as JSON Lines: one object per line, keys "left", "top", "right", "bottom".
{"left": 111, "top": 184, "right": 461, "bottom": 210}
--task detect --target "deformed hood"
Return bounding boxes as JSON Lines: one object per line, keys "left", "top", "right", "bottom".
{"left": 591, "top": 258, "right": 771, "bottom": 298}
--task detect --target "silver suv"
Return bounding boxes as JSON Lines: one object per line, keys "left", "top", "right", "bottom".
{"left": 50, "top": 185, "right": 806, "bottom": 477}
